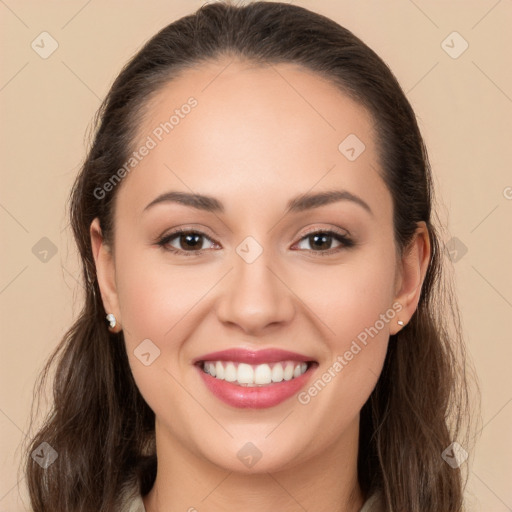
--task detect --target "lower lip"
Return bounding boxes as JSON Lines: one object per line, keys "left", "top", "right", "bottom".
{"left": 196, "top": 363, "right": 317, "bottom": 409}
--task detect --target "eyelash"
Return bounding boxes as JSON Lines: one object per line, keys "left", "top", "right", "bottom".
{"left": 155, "top": 227, "right": 355, "bottom": 257}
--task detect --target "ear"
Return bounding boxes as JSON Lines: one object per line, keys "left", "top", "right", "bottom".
{"left": 90, "top": 217, "right": 122, "bottom": 332}
{"left": 391, "top": 221, "right": 431, "bottom": 335}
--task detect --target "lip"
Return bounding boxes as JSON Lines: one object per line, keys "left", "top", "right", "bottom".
{"left": 193, "top": 348, "right": 315, "bottom": 365}
{"left": 193, "top": 348, "right": 318, "bottom": 409}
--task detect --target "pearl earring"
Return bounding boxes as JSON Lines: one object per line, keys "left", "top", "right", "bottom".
{"left": 106, "top": 313, "right": 117, "bottom": 329}
{"left": 397, "top": 320, "right": 404, "bottom": 326}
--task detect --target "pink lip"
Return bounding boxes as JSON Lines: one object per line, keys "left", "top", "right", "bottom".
{"left": 193, "top": 348, "right": 318, "bottom": 409}
{"left": 195, "top": 364, "right": 317, "bottom": 409}
{"left": 193, "top": 348, "right": 315, "bottom": 365}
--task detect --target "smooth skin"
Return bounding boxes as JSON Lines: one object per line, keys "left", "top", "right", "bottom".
{"left": 90, "top": 58, "right": 430, "bottom": 512}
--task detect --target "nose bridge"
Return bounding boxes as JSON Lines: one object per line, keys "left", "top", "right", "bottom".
{"left": 215, "top": 235, "right": 294, "bottom": 334}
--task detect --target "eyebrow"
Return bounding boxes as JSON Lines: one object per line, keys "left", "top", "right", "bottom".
{"left": 143, "top": 189, "right": 373, "bottom": 216}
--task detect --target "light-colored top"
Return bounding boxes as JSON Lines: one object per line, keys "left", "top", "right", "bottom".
{"left": 121, "top": 485, "right": 382, "bottom": 512}
{"left": 359, "top": 491, "right": 382, "bottom": 512}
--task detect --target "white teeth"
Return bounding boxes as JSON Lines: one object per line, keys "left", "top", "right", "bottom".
{"left": 237, "top": 363, "right": 254, "bottom": 384}
{"left": 271, "top": 363, "right": 284, "bottom": 382}
{"left": 202, "top": 360, "right": 310, "bottom": 386}
{"left": 224, "top": 362, "right": 237, "bottom": 382}
{"left": 283, "top": 363, "right": 294, "bottom": 381}
{"left": 254, "top": 364, "right": 272, "bottom": 385}
{"left": 215, "top": 361, "right": 224, "bottom": 379}
{"left": 207, "top": 362, "right": 216, "bottom": 377}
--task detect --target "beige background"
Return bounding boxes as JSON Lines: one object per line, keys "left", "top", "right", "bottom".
{"left": 1, "top": 1, "right": 511, "bottom": 510}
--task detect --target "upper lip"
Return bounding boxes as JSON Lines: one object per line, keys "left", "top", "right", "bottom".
{"left": 193, "top": 348, "right": 316, "bottom": 365}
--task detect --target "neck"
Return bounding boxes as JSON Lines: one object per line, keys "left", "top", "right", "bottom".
{"left": 143, "top": 418, "right": 364, "bottom": 512}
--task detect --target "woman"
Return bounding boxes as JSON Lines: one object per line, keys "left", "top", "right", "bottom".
{"left": 24, "top": 2, "right": 473, "bottom": 511}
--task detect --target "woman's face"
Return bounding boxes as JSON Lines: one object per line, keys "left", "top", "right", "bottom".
{"left": 92, "top": 59, "right": 422, "bottom": 473}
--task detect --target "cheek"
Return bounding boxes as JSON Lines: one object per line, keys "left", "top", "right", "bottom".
{"left": 113, "top": 249, "right": 203, "bottom": 413}
{"left": 115, "top": 247, "right": 206, "bottom": 341}
{"left": 300, "top": 247, "right": 397, "bottom": 344}
{"left": 296, "top": 246, "right": 396, "bottom": 402}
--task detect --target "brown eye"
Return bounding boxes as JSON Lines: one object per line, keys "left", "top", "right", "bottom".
{"left": 294, "top": 230, "right": 354, "bottom": 255}
{"left": 157, "top": 230, "right": 216, "bottom": 255}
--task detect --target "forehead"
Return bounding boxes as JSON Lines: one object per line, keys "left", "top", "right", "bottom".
{"left": 138, "top": 57, "right": 376, "bottom": 158}
{"left": 116, "top": 58, "right": 390, "bottom": 221}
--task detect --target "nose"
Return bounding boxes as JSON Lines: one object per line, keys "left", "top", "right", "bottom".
{"left": 215, "top": 244, "right": 295, "bottom": 336}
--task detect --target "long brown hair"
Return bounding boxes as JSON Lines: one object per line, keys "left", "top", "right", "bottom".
{"left": 23, "top": 2, "right": 476, "bottom": 510}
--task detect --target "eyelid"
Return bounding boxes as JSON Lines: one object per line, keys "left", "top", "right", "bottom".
{"left": 298, "top": 224, "right": 350, "bottom": 239}
{"left": 155, "top": 224, "right": 217, "bottom": 243}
